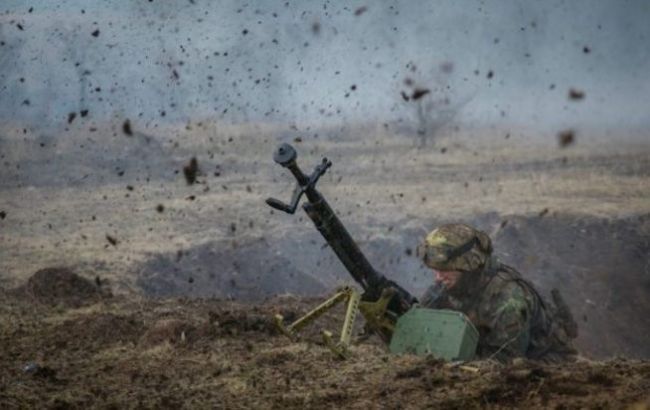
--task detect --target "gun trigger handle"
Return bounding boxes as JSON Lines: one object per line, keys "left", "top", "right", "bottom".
{"left": 266, "top": 197, "right": 294, "bottom": 214}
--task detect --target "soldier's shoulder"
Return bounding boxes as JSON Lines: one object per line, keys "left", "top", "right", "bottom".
{"left": 484, "top": 270, "right": 532, "bottom": 302}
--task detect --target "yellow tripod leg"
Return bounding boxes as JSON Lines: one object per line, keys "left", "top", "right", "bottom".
{"left": 274, "top": 287, "right": 351, "bottom": 341}
{"left": 322, "top": 288, "right": 360, "bottom": 359}
{"left": 274, "top": 286, "right": 364, "bottom": 359}
{"left": 340, "top": 289, "right": 360, "bottom": 346}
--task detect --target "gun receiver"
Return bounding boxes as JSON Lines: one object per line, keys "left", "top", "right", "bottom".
{"left": 266, "top": 143, "right": 417, "bottom": 341}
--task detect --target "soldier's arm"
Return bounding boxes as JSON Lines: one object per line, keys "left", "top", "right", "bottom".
{"left": 479, "top": 284, "right": 533, "bottom": 362}
{"left": 419, "top": 282, "right": 445, "bottom": 309}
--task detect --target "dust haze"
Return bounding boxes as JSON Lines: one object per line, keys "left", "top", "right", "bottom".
{"left": 1, "top": 1, "right": 649, "bottom": 408}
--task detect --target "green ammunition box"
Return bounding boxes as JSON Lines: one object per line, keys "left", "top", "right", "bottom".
{"left": 389, "top": 308, "right": 478, "bottom": 361}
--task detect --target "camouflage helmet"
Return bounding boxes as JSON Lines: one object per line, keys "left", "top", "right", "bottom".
{"left": 417, "top": 223, "right": 493, "bottom": 273}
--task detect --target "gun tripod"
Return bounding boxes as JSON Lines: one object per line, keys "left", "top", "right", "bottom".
{"left": 274, "top": 286, "right": 397, "bottom": 359}
{"left": 267, "top": 143, "right": 417, "bottom": 357}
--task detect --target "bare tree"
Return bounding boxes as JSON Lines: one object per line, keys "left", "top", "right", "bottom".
{"left": 0, "top": 21, "right": 26, "bottom": 119}
{"left": 400, "top": 61, "right": 473, "bottom": 147}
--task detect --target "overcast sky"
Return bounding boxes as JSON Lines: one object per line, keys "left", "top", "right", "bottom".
{"left": 1, "top": 0, "right": 649, "bottom": 136}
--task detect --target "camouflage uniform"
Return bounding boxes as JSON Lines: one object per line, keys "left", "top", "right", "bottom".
{"left": 417, "top": 224, "right": 577, "bottom": 363}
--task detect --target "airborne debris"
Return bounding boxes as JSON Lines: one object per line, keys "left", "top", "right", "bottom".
{"left": 557, "top": 130, "right": 575, "bottom": 148}
{"left": 122, "top": 119, "right": 133, "bottom": 136}
{"left": 568, "top": 88, "right": 585, "bottom": 100}
{"left": 156, "top": 204, "right": 165, "bottom": 213}
{"left": 106, "top": 235, "right": 118, "bottom": 246}
{"left": 354, "top": 6, "right": 368, "bottom": 16}
{"left": 91, "top": 29, "right": 100, "bottom": 37}
{"left": 311, "top": 21, "right": 320, "bottom": 35}
{"left": 67, "top": 112, "right": 76, "bottom": 124}
{"left": 411, "top": 88, "right": 430, "bottom": 100}
{"left": 0, "top": 211, "right": 6, "bottom": 219}
{"left": 183, "top": 157, "right": 199, "bottom": 185}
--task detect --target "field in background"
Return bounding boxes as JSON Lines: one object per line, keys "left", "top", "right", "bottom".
{"left": 1, "top": 121, "right": 649, "bottom": 360}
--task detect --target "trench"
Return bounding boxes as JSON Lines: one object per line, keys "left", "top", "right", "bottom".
{"left": 136, "top": 212, "right": 650, "bottom": 359}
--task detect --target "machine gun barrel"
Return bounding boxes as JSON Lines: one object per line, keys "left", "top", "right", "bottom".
{"left": 266, "top": 143, "right": 380, "bottom": 289}
{"left": 266, "top": 143, "right": 417, "bottom": 319}
{"left": 302, "top": 196, "right": 378, "bottom": 290}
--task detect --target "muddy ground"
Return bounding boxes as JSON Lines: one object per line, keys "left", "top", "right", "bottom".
{"left": 1, "top": 271, "right": 649, "bottom": 409}
{"left": 1, "top": 123, "right": 649, "bottom": 407}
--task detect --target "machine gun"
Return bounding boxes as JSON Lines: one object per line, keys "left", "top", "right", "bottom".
{"left": 266, "top": 143, "right": 418, "bottom": 355}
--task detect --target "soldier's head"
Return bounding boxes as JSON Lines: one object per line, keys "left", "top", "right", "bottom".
{"left": 417, "top": 223, "right": 493, "bottom": 291}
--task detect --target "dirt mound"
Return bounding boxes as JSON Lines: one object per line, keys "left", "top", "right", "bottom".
{"left": 1, "top": 295, "right": 648, "bottom": 409}
{"left": 19, "top": 267, "right": 108, "bottom": 308}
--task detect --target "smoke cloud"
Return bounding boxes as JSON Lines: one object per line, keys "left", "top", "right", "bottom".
{"left": 0, "top": 0, "right": 649, "bottom": 138}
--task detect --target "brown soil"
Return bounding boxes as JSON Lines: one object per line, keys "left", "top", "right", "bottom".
{"left": 1, "top": 126, "right": 648, "bottom": 408}
{"left": 1, "top": 284, "right": 648, "bottom": 409}
{"left": 15, "top": 267, "right": 109, "bottom": 308}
